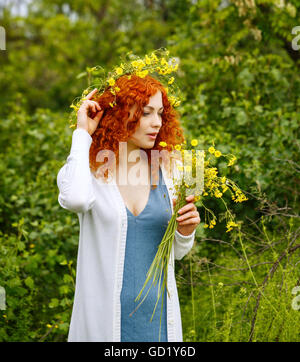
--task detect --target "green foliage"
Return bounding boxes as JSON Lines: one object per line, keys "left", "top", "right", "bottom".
{"left": 0, "top": 0, "right": 299, "bottom": 341}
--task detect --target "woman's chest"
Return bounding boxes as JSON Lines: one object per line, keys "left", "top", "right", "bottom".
{"left": 117, "top": 183, "right": 150, "bottom": 217}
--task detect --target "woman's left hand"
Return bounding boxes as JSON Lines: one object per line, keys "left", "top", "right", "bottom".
{"left": 172, "top": 195, "right": 201, "bottom": 236}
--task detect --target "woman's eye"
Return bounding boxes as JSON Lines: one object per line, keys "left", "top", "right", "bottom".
{"left": 143, "top": 113, "right": 163, "bottom": 117}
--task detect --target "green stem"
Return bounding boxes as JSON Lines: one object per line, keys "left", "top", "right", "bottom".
{"left": 206, "top": 263, "right": 217, "bottom": 330}
{"left": 237, "top": 224, "right": 279, "bottom": 315}
{"left": 190, "top": 253, "right": 196, "bottom": 341}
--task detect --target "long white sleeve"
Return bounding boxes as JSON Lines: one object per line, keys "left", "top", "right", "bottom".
{"left": 56, "top": 128, "right": 96, "bottom": 214}
{"left": 174, "top": 229, "right": 196, "bottom": 260}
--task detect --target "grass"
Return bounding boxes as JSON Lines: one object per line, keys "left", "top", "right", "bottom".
{"left": 179, "top": 216, "right": 300, "bottom": 342}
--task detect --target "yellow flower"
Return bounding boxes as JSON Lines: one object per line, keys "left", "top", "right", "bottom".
{"left": 29, "top": 243, "right": 35, "bottom": 248}
{"left": 228, "top": 156, "right": 237, "bottom": 166}
{"left": 214, "top": 190, "right": 223, "bottom": 198}
{"left": 208, "top": 146, "right": 215, "bottom": 154}
{"left": 109, "top": 102, "right": 114, "bottom": 108}
{"left": 204, "top": 224, "right": 209, "bottom": 228}
{"left": 114, "top": 86, "right": 120, "bottom": 92}
{"left": 174, "top": 144, "right": 181, "bottom": 151}
{"left": 214, "top": 150, "right": 222, "bottom": 158}
{"left": 115, "top": 67, "right": 123, "bottom": 75}
{"left": 159, "top": 141, "right": 167, "bottom": 147}
{"left": 221, "top": 184, "right": 229, "bottom": 192}
{"left": 108, "top": 78, "right": 115, "bottom": 86}
{"left": 47, "top": 324, "right": 52, "bottom": 328}
{"left": 127, "top": 75, "right": 132, "bottom": 80}
{"left": 168, "top": 76, "right": 175, "bottom": 84}
{"left": 169, "top": 96, "right": 176, "bottom": 105}
{"left": 132, "top": 59, "right": 145, "bottom": 69}
{"left": 151, "top": 53, "right": 158, "bottom": 62}
{"left": 191, "top": 139, "right": 198, "bottom": 147}
{"left": 70, "top": 104, "right": 79, "bottom": 111}
{"left": 136, "top": 69, "right": 148, "bottom": 78}
{"left": 226, "top": 220, "right": 239, "bottom": 232}
{"left": 131, "top": 60, "right": 140, "bottom": 68}
{"left": 145, "top": 55, "right": 151, "bottom": 65}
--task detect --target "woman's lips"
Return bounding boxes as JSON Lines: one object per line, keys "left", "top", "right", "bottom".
{"left": 147, "top": 134, "right": 157, "bottom": 140}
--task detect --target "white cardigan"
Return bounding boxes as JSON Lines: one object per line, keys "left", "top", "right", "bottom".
{"left": 56, "top": 128, "right": 196, "bottom": 342}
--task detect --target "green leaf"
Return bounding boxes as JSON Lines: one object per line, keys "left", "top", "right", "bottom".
{"left": 24, "top": 276, "right": 34, "bottom": 289}
{"left": 49, "top": 298, "right": 59, "bottom": 308}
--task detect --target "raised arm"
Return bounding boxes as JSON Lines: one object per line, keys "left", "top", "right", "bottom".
{"left": 56, "top": 88, "right": 104, "bottom": 214}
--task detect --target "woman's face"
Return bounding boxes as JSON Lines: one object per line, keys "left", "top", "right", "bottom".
{"left": 127, "top": 90, "right": 163, "bottom": 150}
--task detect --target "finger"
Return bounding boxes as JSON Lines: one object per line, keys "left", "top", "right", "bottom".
{"left": 85, "top": 88, "right": 98, "bottom": 100}
{"left": 186, "top": 195, "right": 195, "bottom": 202}
{"left": 91, "top": 100, "right": 101, "bottom": 111}
{"left": 84, "top": 100, "right": 97, "bottom": 113}
{"left": 79, "top": 100, "right": 94, "bottom": 112}
{"left": 176, "top": 210, "right": 199, "bottom": 222}
{"left": 177, "top": 217, "right": 200, "bottom": 226}
{"left": 89, "top": 102, "right": 97, "bottom": 113}
{"left": 178, "top": 203, "right": 196, "bottom": 214}
{"left": 93, "top": 109, "right": 104, "bottom": 122}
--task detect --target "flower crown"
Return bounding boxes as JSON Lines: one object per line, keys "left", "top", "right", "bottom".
{"left": 68, "top": 47, "right": 182, "bottom": 129}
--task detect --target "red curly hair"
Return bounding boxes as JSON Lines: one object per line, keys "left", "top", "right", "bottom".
{"left": 87, "top": 73, "right": 185, "bottom": 185}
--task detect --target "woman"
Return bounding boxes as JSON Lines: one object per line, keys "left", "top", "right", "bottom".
{"left": 56, "top": 74, "right": 201, "bottom": 342}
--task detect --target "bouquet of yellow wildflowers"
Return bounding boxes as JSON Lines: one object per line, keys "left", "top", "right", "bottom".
{"left": 131, "top": 138, "right": 248, "bottom": 341}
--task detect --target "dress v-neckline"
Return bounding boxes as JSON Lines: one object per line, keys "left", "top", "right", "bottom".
{"left": 125, "top": 189, "right": 151, "bottom": 218}
{"left": 116, "top": 166, "right": 161, "bottom": 219}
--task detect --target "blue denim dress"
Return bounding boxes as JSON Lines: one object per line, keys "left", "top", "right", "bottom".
{"left": 120, "top": 166, "right": 172, "bottom": 342}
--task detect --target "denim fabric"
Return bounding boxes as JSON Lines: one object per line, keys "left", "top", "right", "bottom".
{"left": 121, "top": 166, "right": 171, "bottom": 342}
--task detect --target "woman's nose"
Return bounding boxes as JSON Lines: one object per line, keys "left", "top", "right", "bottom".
{"left": 152, "top": 113, "right": 162, "bottom": 126}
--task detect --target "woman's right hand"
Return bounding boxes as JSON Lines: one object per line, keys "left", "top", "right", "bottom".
{"left": 77, "top": 88, "right": 104, "bottom": 136}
